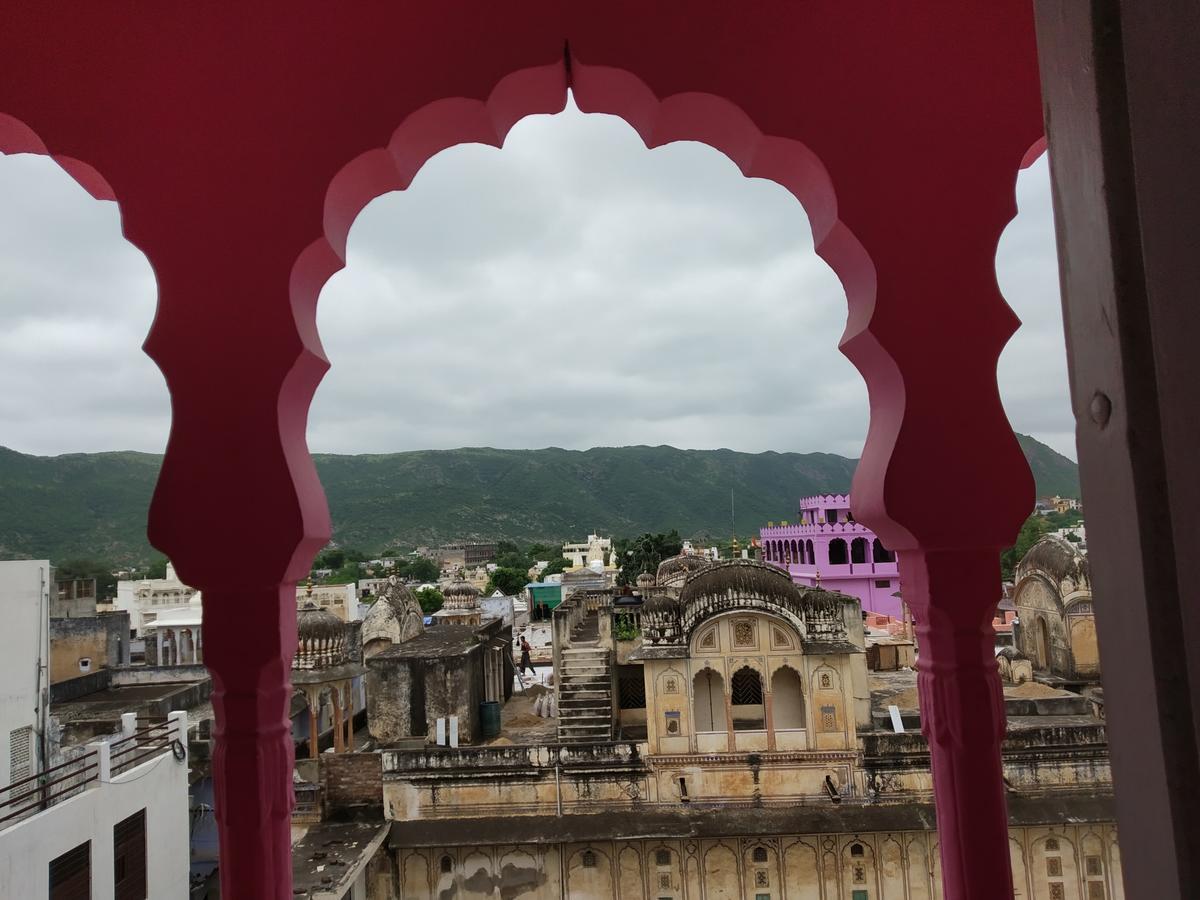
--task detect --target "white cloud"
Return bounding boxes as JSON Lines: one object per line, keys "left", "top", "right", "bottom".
{"left": 0, "top": 102, "right": 1075, "bottom": 460}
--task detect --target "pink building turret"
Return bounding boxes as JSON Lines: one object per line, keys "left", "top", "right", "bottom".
{"left": 759, "top": 494, "right": 902, "bottom": 619}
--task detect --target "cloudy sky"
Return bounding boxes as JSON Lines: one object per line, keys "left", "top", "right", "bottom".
{"left": 0, "top": 98, "right": 1075, "bottom": 461}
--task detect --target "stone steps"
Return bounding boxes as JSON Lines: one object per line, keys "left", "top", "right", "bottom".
{"left": 557, "top": 614, "right": 614, "bottom": 742}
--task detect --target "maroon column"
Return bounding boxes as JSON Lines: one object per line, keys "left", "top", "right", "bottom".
{"left": 203, "top": 586, "right": 298, "bottom": 900}
{"left": 906, "top": 549, "right": 1011, "bottom": 899}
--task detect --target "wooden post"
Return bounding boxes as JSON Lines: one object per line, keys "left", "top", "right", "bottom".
{"left": 1033, "top": 1, "right": 1200, "bottom": 893}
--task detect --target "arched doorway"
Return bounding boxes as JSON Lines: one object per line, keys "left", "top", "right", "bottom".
{"left": 693, "top": 669, "right": 726, "bottom": 734}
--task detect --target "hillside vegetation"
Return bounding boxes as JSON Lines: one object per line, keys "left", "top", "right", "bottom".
{"left": 0, "top": 437, "right": 1080, "bottom": 564}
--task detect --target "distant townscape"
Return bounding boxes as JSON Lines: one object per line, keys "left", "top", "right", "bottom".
{"left": 0, "top": 452, "right": 1108, "bottom": 899}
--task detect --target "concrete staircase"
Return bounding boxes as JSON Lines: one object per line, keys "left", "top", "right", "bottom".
{"left": 557, "top": 613, "right": 614, "bottom": 743}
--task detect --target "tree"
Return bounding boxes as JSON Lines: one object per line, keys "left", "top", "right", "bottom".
{"left": 396, "top": 556, "right": 439, "bottom": 583}
{"left": 527, "top": 542, "right": 561, "bottom": 562}
{"left": 146, "top": 556, "right": 168, "bottom": 579}
{"left": 1000, "top": 514, "right": 1050, "bottom": 582}
{"left": 486, "top": 567, "right": 528, "bottom": 596}
{"left": 541, "top": 556, "right": 570, "bottom": 577}
{"left": 414, "top": 587, "right": 443, "bottom": 614}
{"left": 615, "top": 530, "right": 684, "bottom": 586}
{"left": 314, "top": 548, "right": 345, "bottom": 570}
{"left": 326, "top": 561, "right": 361, "bottom": 585}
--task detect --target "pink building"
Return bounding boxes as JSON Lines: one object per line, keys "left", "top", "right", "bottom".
{"left": 760, "top": 494, "right": 902, "bottom": 618}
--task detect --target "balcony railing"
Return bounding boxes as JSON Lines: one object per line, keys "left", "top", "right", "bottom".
{"left": 0, "top": 712, "right": 186, "bottom": 830}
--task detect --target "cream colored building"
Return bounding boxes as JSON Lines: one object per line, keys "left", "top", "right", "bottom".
{"left": 296, "top": 580, "right": 360, "bottom": 622}
{"left": 115, "top": 562, "right": 196, "bottom": 634}
{"left": 370, "top": 558, "right": 1120, "bottom": 900}
{"left": 564, "top": 533, "right": 618, "bottom": 570}
{"left": 1014, "top": 537, "right": 1098, "bottom": 680}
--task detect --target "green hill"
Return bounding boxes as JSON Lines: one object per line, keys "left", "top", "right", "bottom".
{"left": 0, "top": 437, "right": 1079, "bottom": 564}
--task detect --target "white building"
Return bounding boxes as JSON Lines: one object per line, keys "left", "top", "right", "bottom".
{"left": 0, "top": 560, "right": 52, "bottom": 789}
{"left": 296, "top": 582, "right": 360, "bottom": 622}
{"left": 0, "top": 712, "right": 191, "bottom": 899}
{"left": 141, "top": 594, "right": 205, "bottom": 666}
{"left": 0, "top": 562, "right": 191, "bottom": 898}
{"left": 562, "top": 533, "right": 617, "bottom": 570}
{"left": 114, "top": 563, "right": 197, "bottom": 635}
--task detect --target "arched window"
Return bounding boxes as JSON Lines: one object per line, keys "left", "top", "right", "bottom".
{"left": 806, "top": 540, "right": 814, "bottom": 566}
{"left": 872, "top": 538, "right": 895, "bottom": 563}
{"left": 581, "top": 850, "right": 597, "bottom": 868}
{"left": 784, "top": 542, "right": 792, "bottom": 564}
{"left": 730, "top": 666, "right": 764, "bottom": 731}
{"left": 828, "top": 538, "right": 848, "bottom": 566}
{"left": 752, "top": 846, "right": 769, "bottom": 863}
{"left": 851, "top": 537, "right": 868, "bottom": 564}
{"left": 850, "top": 842, "right": 865, "bottom": 857}
{"left": 791, "top": 540, "right": 799, "bottom": 564}
{"left": 440, "top": 855, "right": 453, "bottom": 873}
{"left": 771, "top": 666, "right": 806, "bottom": 729}
{"left": 693, "top": 669, "right": 727, "bottom": 732}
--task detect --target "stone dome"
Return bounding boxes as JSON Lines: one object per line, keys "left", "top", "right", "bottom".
{"left": 1018, "top": 536, "right": 1089, "bottom": 584}
{"left": 655, "top": 553, "right": 713, "bottom": 586}
{"left": 362, "top": 576, "right": 425, "bottom": 653}
{"left": 643, "top": 592, "right": 680, "bottom": 615}
{"left": 678, "top": 558, "right": 801, "bottom": 607}
{"left": 442, "top": 580, "right": 481, "bottom": 610}
{"left": 635, "top": 572, "right": 657, "bottom": 589}
{"left": 294, "top": 602, "right": 348, "bottom": 670}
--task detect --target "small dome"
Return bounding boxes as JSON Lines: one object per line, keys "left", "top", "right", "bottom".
{"left": 635, "top": 572, "right": 656, "bottom": 589}
{"left": 1018, "top": 536, "right": 1089, "bottom": 584}
{"left": 294, "top": 602, "right": 348, "bottom": 670}
{"left": 656, "top": 553, "right": 713, "bottom": 585}
{"left": 643, "top": 592, "right": 680, "bottom": 615}
{"left": 442, "top": 580, "right": 481, "bottom": 610}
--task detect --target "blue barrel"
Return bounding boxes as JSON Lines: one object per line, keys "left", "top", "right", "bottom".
{"left": 480, "top": 701, "right": 502, "bottom": 739}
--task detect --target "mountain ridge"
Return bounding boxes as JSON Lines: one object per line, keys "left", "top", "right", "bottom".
{"left": 0, "top": 437, "right": 1080, "bottom": 564}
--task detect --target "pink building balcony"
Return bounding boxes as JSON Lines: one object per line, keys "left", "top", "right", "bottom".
{"left": 1, "top": 2, "right": 1195, "bottom": 898}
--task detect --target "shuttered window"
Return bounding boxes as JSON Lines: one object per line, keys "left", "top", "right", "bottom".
{"left": 113, "top": 809, "right": 147, "bottom": 900}
{"left": 49, "top": 841, "right": 91, "bottom": 900}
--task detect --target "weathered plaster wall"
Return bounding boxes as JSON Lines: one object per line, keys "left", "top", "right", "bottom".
{"left": 394, "top": 824, "right": 1122, "bottom": 900}
{"left": 48, "top": 612, "right": 129, "bottom": 684}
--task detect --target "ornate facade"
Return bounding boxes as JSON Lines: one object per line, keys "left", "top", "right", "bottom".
{"left": 375, "top": 558, "right": 1120, "bottom": 899}
{"left": 1013, "top": 537, "right": 1098, "bottom": 681}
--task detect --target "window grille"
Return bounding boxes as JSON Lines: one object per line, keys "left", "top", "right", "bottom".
{"left": 618, "top": 669, "right": 646, "bottom": 710}
{"left": 731, "top": 668, "right": 763, "bottom": 706}
{"left": 656, "top": 849, "right": 671, "bottom": 867}
{"left": 581, "top": 850, "right": 597, "bottom": 868}
{"left": 752, "top": 846, "right": 768, "bottom": 863}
